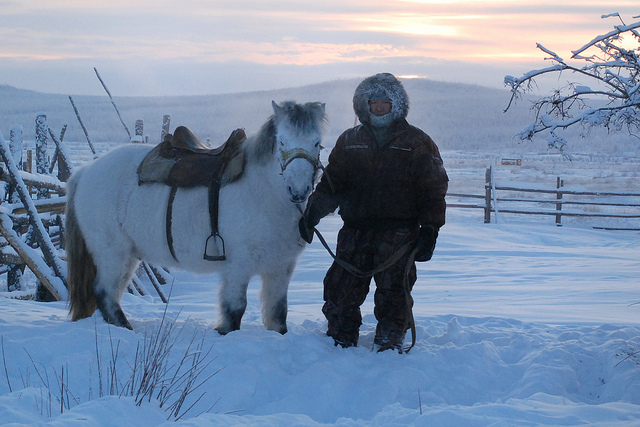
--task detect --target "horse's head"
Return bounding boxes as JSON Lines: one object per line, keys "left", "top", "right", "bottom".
{"left": 271, "top": 100, "right": 327, "bottom": 204}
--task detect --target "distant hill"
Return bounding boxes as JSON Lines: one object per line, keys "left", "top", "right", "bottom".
{"left": 0, "top": 79, "right": 637, "bottom": 155}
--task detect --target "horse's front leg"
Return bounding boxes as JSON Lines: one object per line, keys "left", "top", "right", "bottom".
{"left": 260, "top": 262, "right": 295, "bottom": 334}
{"left": 216, "top": 274, "right": 250, "bottom": 335}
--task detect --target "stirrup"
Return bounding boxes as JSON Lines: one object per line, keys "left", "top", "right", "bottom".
{"left": 204, "top": 232, "right": 226, "bottom": 261}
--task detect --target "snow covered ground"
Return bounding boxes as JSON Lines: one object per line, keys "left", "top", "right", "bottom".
{"left": 0, "top": 80, "right": 639, "bottom": 424}
{"left": 0, "top": 204, "right": 639, "bottom": 426}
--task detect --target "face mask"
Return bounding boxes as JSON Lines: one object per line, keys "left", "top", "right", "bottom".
{"left": 369, "top": 112, "right": 394, "bottom": 128}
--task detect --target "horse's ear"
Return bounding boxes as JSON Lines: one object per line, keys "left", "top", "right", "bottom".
{"left": 272, "top": 100, "right": 284, "bottom": 117}
{"left": 320, "top": 103, "right": 326, "bottom": 115}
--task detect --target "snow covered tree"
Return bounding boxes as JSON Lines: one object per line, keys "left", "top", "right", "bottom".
{"left": 504, "top": 13, "right": 640, "bottom": 153}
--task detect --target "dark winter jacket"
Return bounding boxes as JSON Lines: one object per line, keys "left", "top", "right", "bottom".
{"left": 305, "top": 73, "right": 447, "bottom": 230}
{"left": 305, "top": 118, "right": 448, "bottom": 230}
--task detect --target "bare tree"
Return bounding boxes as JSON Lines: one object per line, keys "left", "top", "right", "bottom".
{"left": 504, "top": 14, "right": 640, "bottom": 153}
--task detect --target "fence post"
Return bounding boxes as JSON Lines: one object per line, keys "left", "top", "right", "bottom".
{"left": 8, "top": 125, "right": 23, "bottom": 203}
{"left": 132, "top": 119, "right": 144, "bottom": 143}
{"left": 484, "top": 167, "right": 492, "bottom": 223}
{"left": 555, "top": 177, "right": 563, "bottom": 227}
{"left": 9, "top": 125, "right": 23, "bottom": 172}
{"left": 162, "top": 114, "right": 171, "bottom": 142}
{"left": 7, "top": 124, "right": 25, "bottom": 291}
{"left": 25, "top": 150, "right": 32, "bottom": 174}
{"left": 35, "top": 112, "right": 49, "bottom": 199}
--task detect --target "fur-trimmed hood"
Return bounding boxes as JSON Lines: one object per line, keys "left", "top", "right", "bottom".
{"left": 353, "top": 73, "right": 409, "bottom": 125}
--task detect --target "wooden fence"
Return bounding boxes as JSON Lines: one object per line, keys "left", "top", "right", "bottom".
{"left": 448, "top": 166, "right": 640, "bottom": 229}
{"left": 1, "top": 111, "right": 170, "bottom": 301}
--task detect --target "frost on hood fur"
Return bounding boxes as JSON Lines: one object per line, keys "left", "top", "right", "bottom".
{"left": 353, "top": 73, "right": 409, "bottom": 126}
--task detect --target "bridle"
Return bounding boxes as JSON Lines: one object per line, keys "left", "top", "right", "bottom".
{"left": 279, "top": 145, "right": 321, "bottom": 173}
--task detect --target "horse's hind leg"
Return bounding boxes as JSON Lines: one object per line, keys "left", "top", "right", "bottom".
{"left": 94, "top": 253, "right": 139, "bottom": 330}
{"left": 260, "top": 262, "right": 295, "bottom": 334}
{"left": 216, "top": 273, "right": 250, "bottom": 335}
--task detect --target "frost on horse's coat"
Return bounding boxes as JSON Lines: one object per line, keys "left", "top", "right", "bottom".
{"left": 66, "top": 101, "right": 327, "bottom": 333}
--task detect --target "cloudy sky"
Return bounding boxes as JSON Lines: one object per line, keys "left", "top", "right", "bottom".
{"left": 0, "top": 0, "right": 637, "bottom": 96}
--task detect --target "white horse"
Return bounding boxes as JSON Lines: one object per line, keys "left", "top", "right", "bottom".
{"left": 66, "top": 101, "right": 326, "bottom": 334}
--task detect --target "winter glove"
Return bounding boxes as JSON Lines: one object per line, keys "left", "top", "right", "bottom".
{"left": 414, "top": 225, "right": 438, "bottom": 262}
{"left": 298, "top": 216, "right": 316, "bottom": 244}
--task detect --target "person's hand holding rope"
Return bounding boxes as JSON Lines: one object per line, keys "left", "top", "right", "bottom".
{"left": 298, "top": 216, "right": 316, "bottom": 244}
{"left": 414, "top": 225, "right": 438, "bottom": 262}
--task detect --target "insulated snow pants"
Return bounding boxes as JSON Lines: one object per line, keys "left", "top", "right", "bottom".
{"left": 322, "top": 226, "right": 418, "bottom": 347}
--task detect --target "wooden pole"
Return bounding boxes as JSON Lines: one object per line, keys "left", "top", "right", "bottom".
{"left": 8, "top": 125, "right": 23, "bottom": 173}
{"left": 25, "top": 150, "right": 32, "bottom": 173}
{"left": 130, "top": 276, "right": 148, "bottom": 297}
{"left": 556, "top": 177, "right": 563, "bottom": 227}
{"left": 94, "top": 67, "right": 131, "bottom": 139}
{"left": 142, "top": 261, "right": 168, "bottom": 303}
{"left": 34, "top": 112, "right": 49, "bottom": 199}
{"left": 161, "top": 115, "right": 171, "bottom": 142}
{"left": 69, "top": 96, "right": 97, "bottom": 157}
{"left": 484, "top": 167, "right": 492, "bottom": 223}
{"left": 8, "top": 125, "right": 23, "bottom": 203}
{"left": 48, "top": 124, "right": 66, "bottom": 175}
{"left": 48, "top": 128, "right": 73, "bottom": 182}
{"left": 133, "top": 119, "right": 143, "bottom": 143}
{"left": 7, "top": 124, "right": 25, "bottom": 290}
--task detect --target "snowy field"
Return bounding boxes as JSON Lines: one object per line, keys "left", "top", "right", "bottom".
{"left": 1, "top": 81, "right": 640, "bottom": 425}
{"left": 0, "top": 153, "right": 639, "bottom": 426}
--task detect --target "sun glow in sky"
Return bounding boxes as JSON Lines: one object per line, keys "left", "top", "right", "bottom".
{"left": 0, "top": 0, "right": 638, "bottom": 95}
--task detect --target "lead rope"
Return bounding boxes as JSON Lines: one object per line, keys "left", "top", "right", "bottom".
{"left": 402, "top": 246, "right": 418, "bottom": 354}
{"left": 295, "top": 204, "right": 412, "bottom": 279}
{"left": 312, "top": 226, "right": 413, "bottom": 279}
{"left": 314, "top": 226, "right": 417, "bottom": 353}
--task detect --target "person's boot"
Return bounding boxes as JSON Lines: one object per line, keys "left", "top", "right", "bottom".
{"left": 331, "top": 333, "right": 358, "bottom": 348}
{"left": 373, "top": 324, "right": 406, "bottom": 353}
{"left": 327, "top": 321, "right": 359, "bottom": 348}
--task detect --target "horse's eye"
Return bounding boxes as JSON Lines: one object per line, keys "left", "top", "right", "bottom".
{"left": 315, "top": 142, "right": 323, "bottom": 149}
{"left": 279, "top": 140, "right": 285, "bottom": 146}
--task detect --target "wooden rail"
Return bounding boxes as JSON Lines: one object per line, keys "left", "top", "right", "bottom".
{"left": 448, "top": 167, "right": 640, "bottom": 228}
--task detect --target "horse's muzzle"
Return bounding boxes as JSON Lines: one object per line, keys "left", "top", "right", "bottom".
{"left": 288, "top": 185, "right": 311, "bottom": 204}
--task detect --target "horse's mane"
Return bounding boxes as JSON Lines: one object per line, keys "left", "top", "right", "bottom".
{"left": 248, "top": 101, "right": 327, "bottom": 164}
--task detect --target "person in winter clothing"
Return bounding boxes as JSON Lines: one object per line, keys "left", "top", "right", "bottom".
{"left": 300, "top": 73, "right": 448, "bottom": 352}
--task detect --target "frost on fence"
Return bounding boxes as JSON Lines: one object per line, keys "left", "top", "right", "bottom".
{"left": 0, "top": 110, "right": 169, "bottom": 302}
{"left": 0, "top": 130, "right": 68, "bottom": 300}
{"left": 504, "top": 14, "right": 640, "bottom": 153}
{"left": 35, "top": 112, "right": 50, "bottom": 198}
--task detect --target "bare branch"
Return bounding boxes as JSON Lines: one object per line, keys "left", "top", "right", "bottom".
{"left": 504, "top": 14, "right": 640, "bottom": 151}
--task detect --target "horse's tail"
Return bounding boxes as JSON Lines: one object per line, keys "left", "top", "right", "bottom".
{"left": 65, "top": 171, "right": 98, "bottom": 321}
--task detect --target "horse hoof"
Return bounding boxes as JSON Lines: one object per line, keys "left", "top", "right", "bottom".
{"left": 100, "top": 309, "right": 133, "bottom": 330}
{"left": 215, "top": 326, "right": 236, "bottom": 335}
{"left": 123, "top": 320, "right": 133, "bottom": 330}
{"left": 112, "top": 318, "right": 133, "bottom": 330}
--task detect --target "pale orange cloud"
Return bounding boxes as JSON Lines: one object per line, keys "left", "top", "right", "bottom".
{"left": 1, "top": 1, "right": 636, "bottom": 65}
{"left": 0, "top": 0, "right": 638, "bottom": 95}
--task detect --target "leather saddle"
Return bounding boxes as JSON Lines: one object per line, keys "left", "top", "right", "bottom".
{"left": 137, "top": 126, "right": 246, "bottom": 262}
{"left": 138, "top": 126, "right": 246, "bottom": 188}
